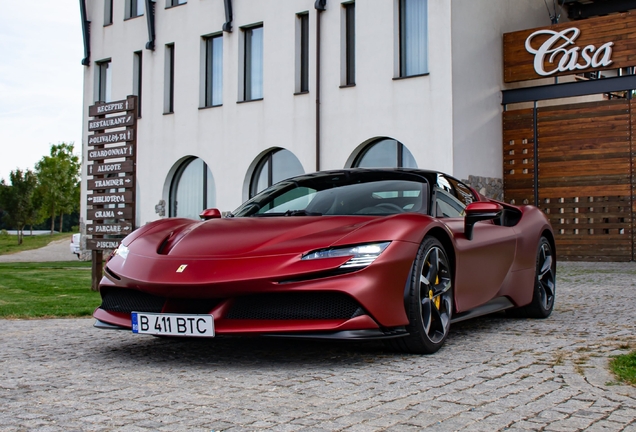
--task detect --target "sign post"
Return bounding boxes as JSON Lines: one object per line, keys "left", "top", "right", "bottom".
{"left": 85, "top": 96, "right": 137, "bottom": 291}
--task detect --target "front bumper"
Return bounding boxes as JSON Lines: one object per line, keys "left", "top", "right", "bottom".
{"left": 94, "top": 240, "right": 419, "bottom": 336}
{"left": 93, "top": 317, "right": 409, "bottom": 340}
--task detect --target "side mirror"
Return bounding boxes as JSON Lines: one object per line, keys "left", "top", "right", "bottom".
{"left": 464, "top": 202, "right": 503, "bottom": 241}
{"left": 199, "top": 208, "right": 222, "bottom": 220}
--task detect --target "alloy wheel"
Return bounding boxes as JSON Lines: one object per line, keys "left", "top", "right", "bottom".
{"left": 418, "top": 245, "right": 452, "bottom": 344}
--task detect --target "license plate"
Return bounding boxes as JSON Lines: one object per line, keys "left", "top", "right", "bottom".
{"left": 131, "top": 312, "right": 215, "bottom": 337}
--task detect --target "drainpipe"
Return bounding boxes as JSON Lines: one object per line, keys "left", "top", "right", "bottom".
{"left": 315, "top": 0, "right": 326, "bottom": 171}
{"left": 223, "top": 0, "right": 233, "bottom": 32}
{"left": 79, "top": 0, "right": 90, "bottom": 66}
{"left": 144, "top": 0, "right": 156, "bottom": 50}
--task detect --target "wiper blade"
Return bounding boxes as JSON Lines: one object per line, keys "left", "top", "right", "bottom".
{"left": 284, "top": 210, "right": 322, "bottom": 216}
{"left": 250, "top": 210, "right": 322, "bottom": 217}
{"left": 250, "top": 213, "right": 283, "bottom": 217}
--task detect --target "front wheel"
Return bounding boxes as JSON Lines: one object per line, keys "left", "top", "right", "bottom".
{"left": 386, "top": 236, "right": 453, "bottom": 354}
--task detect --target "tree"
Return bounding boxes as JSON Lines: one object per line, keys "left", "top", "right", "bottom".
{"left": 0, "top": 169, "right": 39, "bottom": 244}
{"left": 35, "top": 143, "right": 81, "bottom": 234}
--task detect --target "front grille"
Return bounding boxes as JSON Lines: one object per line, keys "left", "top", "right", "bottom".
{"left": 226, "top": 292, "right": 364, "bottom": 320}
{"left": 100, "top": 288, "right": 166, "bottom": 313}
{"left": 164, "top": 298, "right": 221, "bottom": 314}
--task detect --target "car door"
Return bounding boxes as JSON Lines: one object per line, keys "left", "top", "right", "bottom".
{"left": 432, "top": 175, "right": 517, "bottom": 312}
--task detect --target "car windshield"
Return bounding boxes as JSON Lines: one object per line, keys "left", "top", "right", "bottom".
{"left": 233, "top": 172, "right": 429, "bottom": 217}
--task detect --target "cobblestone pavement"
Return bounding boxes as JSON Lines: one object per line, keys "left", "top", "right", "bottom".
{"left": 1, "top": 262, "right": 635, "bottom": 431}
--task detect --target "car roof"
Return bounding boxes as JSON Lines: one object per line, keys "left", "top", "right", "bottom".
{"left": 279, "top": 168, "right": 448, "bottom": 184}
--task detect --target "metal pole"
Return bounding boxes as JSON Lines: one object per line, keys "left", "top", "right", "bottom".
{"left": 533, "top": 101, "right": 539, "bottom": 206}
{"left": 315, "top": 1, "right": 326, "bottom": 171}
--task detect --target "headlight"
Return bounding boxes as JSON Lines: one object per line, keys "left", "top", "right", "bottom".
{"left": 114, "top": 243, "right": 130, "bottom": 260}
{"left": 302, "top": 242, "right": 390, "bottom": 269}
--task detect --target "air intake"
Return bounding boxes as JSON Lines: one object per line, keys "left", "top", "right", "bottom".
{"left": 226, "top": 292, "right": 364, "bottom": 320}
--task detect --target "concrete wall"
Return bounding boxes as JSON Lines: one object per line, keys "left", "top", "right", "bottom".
{"left": 450, "top": 0, "right": 550, "bottom": 180}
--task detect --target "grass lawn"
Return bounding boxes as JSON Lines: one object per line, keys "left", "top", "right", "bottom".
{"left": 0, "top": 232, "right": 73, "bottom": 255}
{"left": 0, "top": 262, "right": 100, "bottom": 318}
{"left": 610, "top": 351, "right": 636, "bottom": 386}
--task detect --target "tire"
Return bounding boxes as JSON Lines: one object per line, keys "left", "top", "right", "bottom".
{"left": 508, "top": 236, "right": 556, "bottom": 319}
{"left": 386, "top": 236, "right": 453, "bottom": 354}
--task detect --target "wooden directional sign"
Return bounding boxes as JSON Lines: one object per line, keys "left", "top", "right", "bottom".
{"left": 88, "top": 114, "right": 134, "bottom": 132}
{"left": 87, "top": 191, "right": 133, "bottom": 205}
{"left": 86, "top": 95, "right": 138, "bottom": 291}
{"left": 86, "top": 222, "right": 134, "bottom": 235}
{"left": 87, "top": 207, "right": 133, "bottom": 220}
{"left": 88, "top": 129, "right": 134, "bottom": 146}
{"left": 86, "top": 238, "right": 122, "bottom": 251}
{"left": 89, "top": 97, "right": 136, "bottom": 117}
{"left": 88, "top": 144, "right": 134, "bottom": 161}
{"left": 87, "top": 175, "right": 134, "bottom": 190}
{"left": 88, "top": 160, "right": 134, "bottom": 176}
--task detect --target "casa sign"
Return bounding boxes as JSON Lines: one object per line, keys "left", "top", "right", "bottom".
{"left": 525, "top": 28, "right": 613, "bottom": 77}
{"left": 503, "top": 12, "right": 636, "bottom": 83}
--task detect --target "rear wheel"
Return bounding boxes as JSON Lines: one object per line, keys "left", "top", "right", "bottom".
{"left": 508, "top": 236, "right": 555, "bottom": 318}
{"left": 386, "top": 237, "right": 453, "bottom": 354}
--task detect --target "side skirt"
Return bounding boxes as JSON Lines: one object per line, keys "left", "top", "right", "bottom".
{"left": 450, "top": 297, "right": 514, "bottom": 324}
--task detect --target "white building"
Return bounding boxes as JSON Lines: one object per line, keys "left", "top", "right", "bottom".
{"left": 80, "top": 0, "right": 551, "bottom": 226}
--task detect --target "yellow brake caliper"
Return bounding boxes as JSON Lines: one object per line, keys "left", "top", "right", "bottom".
{"left": 429, "top": 275, "right": 441, "bottom": 310}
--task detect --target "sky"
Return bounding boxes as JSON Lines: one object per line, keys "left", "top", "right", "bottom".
{"left": 0, "top": 0, "right": 83, "bottom": 182}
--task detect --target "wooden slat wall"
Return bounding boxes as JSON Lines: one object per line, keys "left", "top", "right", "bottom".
{"left": 503, "top": 100, "right": 635, "bottom": 261}
{"left": 503, "top": 109, "right": 535, "bottom": 206}
{"left": 539, "top": 100, "right": 632, "bottom": 261}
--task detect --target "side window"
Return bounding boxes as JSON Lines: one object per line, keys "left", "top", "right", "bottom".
{"left": 447, "top": 178, "right": 475, "bottom": 206}
{"left": 434, "top": 175, "right": 474, "bottom": 218}
{"left": 435, "top": 189, "right": 465, "bottom": 218}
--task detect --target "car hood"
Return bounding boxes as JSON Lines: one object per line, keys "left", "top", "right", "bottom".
{"left": 130, "top": 216, "right": 388, "bottom": 258}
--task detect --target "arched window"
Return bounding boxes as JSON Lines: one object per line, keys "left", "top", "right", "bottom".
{"left": 250, "top": 149, "right": 304, "bottom": 197}
{"left": 352, "top": 138, "right": 417, "bottom": 168}
{"left": 169, "top": 157, "right": 216, "bottom": 219}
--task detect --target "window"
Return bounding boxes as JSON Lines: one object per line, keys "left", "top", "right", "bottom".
{"left": 250, "top": 149, "right": 304, "bottom": 197}
{"left": 164, "top": 44, "right": 175, "bottom": 113}
{"left": 296, "top": 13, "right": 309, "bottom": 93}
{"left": 95, "top": 60, "right": 112, "bottom": 103}
{"left": 104, "top": 0, "right": 113, "bottom": 25}
{"left": 169, "top": 158, "right": 216, "bottom": 220}
{"left": 352, "top": 139, "right": 417, "bottom": 168}
{"left": 235, "top": 174, "right": 428, "bottom": 217}
{"left": 125, "top": 0, "right": 144, "bottom": 18}
{"left": 433, "top": 175, "right": 475, "bottom": 218}
{"left": 167, "top": 0, "right": 186, "bottom": 7}
{"left": 203, "top": 34, "right": 223, "bottom": 107}
{"left": 342, "top": 2, "right": 355, "bottom": 86}
{"left": 444, "top": 176, "right": 475, "bottom": 207}
{"left": 133, "top": 51, "right": 142, "bottom": 117}
{"left": 435, "top": 189, "right": 465, "bottom": 218}
{"left": 242, "top": 25, "right": 263, "bottom": 101}
{"left": 399, "top": 0, "right": 428, "bottom": 77}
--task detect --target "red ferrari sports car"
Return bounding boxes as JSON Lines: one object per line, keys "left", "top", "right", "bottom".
{"left": 94, "top": 169, "right": 556, "bottom": 354}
